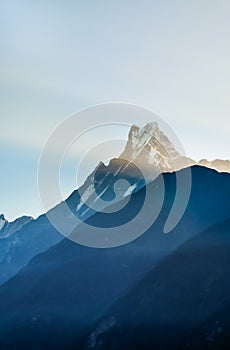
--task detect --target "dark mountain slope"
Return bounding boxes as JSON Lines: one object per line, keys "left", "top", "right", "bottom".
{"left": 176, "top": 301, "right": 230, "bottom": 350}
{"left": 85, "top": 219, "right": 230, "bottom": 350}
{"left": 0, "top": 166, "right": 229, "bottom": 349}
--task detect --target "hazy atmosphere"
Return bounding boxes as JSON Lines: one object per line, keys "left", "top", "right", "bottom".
{"left": 1, "top": 0, "right": 230, "bottom": 219}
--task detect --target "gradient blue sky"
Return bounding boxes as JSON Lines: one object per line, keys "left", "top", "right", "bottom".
{"left": 1, "top": 0, "right": 230, "bottom": 220}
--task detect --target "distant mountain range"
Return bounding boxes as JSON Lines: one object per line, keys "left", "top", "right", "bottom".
{"left": 198, "top": 158, "right": 230, "bottom": 173}
{"left": 0, "top": 122, "right": 229, "bottom": 349}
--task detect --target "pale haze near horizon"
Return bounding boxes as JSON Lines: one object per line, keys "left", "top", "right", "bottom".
{"left": 0, "top": 0, "right": 230, "bottom": 220}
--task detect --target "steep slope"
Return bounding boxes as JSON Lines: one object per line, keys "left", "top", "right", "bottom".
{"left": 85, "top": 219, "right": 230, "bottom": 350}
{"left": 0, "top": 166, "right": 229, "bottom": 349}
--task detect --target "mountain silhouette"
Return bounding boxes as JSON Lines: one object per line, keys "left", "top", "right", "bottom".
{"left": 0, "top": 166, "right": 229, "bottom": 349}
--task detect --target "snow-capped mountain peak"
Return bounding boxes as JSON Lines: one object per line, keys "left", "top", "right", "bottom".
{"left": 120, "top": 122, "right": 191, "bottom": 173}
{"left": 119, "top": 123, "right": 229, "bottom": 174}
{"left": 73, "top": 122, "right": 195, "bottom": 219}
{"left": 127, "top": 122, "right": 158, "bottom": 156}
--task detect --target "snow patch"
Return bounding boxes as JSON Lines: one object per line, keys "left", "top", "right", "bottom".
{"left": 124, "top": 184, "right": 137, "bottom": 197}
{"left": 76, "top": 184, "right": 95, "bottom": 211}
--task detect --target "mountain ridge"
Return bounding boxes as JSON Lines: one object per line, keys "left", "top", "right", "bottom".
{"left": 0, "top": 122, "right": 229, "bottom": 285}
{"left": 0, "top": 166, "right": 229, "bottom": 349}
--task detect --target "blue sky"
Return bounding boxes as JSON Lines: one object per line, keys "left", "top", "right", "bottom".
{"left": 1, "top": 0, "right": 230, "bottom": 220}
